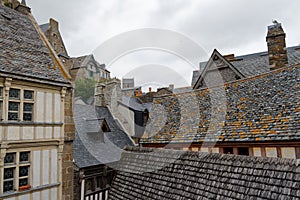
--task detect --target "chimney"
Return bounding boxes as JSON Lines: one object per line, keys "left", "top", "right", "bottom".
{"left": 94, "top": 83, "right": 106, "bottom": 107}
{"left": 15, "top": 0, "right": 31, "bottom": 15}
{"left": 266, "top": 21, "right": 288, "bottom": 70}
{"left": 223, "top": 54, "right": 235, "bottom": 62}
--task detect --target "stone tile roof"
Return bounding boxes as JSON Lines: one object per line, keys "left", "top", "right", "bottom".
{"left": 0, "top": 5, "right": 68, "bottom": 84}
{"left": 142, "top": 64, "right": 300, "bottom": 143}
{"left": 110, "top": 147, "right": 300, "bottom": 200}
{"left": 74, "top": 104, "right": 134, "bottom": 168}
{"left": 192, "top": 46, "right": 300, "bottom": 86}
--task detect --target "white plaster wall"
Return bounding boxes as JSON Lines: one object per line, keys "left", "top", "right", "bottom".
{"left": 36, "top": 91, "right": 44, "bottom": 122}
{"left": 281, "top": 147, "right": 296, "bottom": 159}
{"left": 118, "top": 105, "right": 135, "bottom": 136}
{"left": 266, "top": 147, "right": 277, "bottom": 157}
{"left": 42, "top": 190, "right": 49, "bottom": 200}
{"left": 33, "top": 150, "right": 41, "bottom": 187}
{"left": 45, "top": 93, "right": 53, "bottom": 123}
{"left": 51, "top": 149, "right": 57, "bottom": 184}
{"left": 16, "top": 194, "right": 30, "bottom": 200}
{"left": 54, "top": 93, "right": 61, "bottom": 122}
{"left": 200, "top": 147, "right": 208, "bottom": 152}
{"left": 51, "top": 188, "right": 58, "bottom": 200}
{"left": 211, "top": 148, "right": 219, "bottom": 153}
{"left": 7, "top": 126, "right": 20, "bottom": 141}
{"left": 45, "top": 127, "right": 52, "bottom": 139}
{"left": 42, "top": 150, "right": 50, "bottom": 185}
{"left": 253, "top": 147, "right": 262, "bottom": 157}
{"left": 54, "top": 127, "right": 61, "bottom": 139}
{"left": 22, "top": 126, "right": 34, "bottom": 140}
{"left": 0, "top": 126, "right": 2, "bottom": 140}
{"left": 32, "top": 192, "right": 40, "bottom": 200}
{"left": 36, "top": 127, "right": 44, "bottom": 139}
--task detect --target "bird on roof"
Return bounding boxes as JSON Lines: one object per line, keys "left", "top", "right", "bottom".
{"left": 272, "top": 20, "right": 279, "bottom": 24}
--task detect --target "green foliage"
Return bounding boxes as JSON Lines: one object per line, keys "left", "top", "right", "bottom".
{"left": 4, "top": 2, "right": 13, "bottom": 8}
{"left": 75, "top": 78, "right": 97, "bottom": 102}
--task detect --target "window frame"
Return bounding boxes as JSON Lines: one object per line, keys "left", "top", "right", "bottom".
{"left": 3, "top": 151, "right": 31, "bottom": 193}
{"left": 7, "top": 88, "right": 35, "bottom": 122}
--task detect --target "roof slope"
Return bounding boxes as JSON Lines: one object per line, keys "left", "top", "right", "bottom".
{"left": 0, "top": 5, "right": 68, "bottom": 84}
{"left": 192, "top": 46, "right": 300, "bottom": 86}
{"left": 142, "top": 64, "right": 300, "bottom": 143}
{"left": 110, "top": 147, "right": 300, "bottom": 200}
{"left": 74, "top": 104, "right": 134, "bottom": 168}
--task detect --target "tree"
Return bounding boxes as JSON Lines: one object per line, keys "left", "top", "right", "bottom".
{"left": 74, "top": 78, "right": 97, "bottom": 102}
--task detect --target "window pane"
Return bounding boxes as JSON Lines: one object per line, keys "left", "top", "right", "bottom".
{"left": 8, "top": 102, "right": 19, "bottom": 111}
{"left": 0, "top": 87, "right": 3, "bottom": 97}
{"left": 8, "top": 112, "right": 19, "bottom": 121}
{"left": 3, "top": 180, "right": 14, "bottom": 192}
{"left": 24, "top": 90, "right": 33, "bottom": 100}
{"left": 20, "top": 152, "right": 30, "bottom": 162}
{"left": 23, "top": 103, "right": 33, "bottom": 112}
{"left": 4, "top": 168, "right": 14, "bottom": 179}
{"left": 19, "top": 178, "right": 28, "bottom": 187}
{"left": 9, "top": 89, "right": 20, "bottom": 99}
{"left": 19, "top": 166, "right": 29, "bottom": 177}
{"left": 23, "top": 113, "right": 32, "bottom": 121}
{"left": 4, "top": 153, "right": 15, "bottom": 164}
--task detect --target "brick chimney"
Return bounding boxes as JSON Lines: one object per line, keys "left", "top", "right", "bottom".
{"left": 266, "top": 21, "right": 288, "bottom": 70}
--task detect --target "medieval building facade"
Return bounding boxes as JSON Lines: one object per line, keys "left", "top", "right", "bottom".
{"left": 0, "top": 1, "right": 75, "bottom": 200}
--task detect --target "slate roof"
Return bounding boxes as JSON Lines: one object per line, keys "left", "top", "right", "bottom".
{"left": 74, "top": 104, "right": 134, "bottom": 168}
{"left": 119, "top": 96, "right": 149, "bottom": 112}
{"left": 142, "top": 64, "right": 300, "bottom": 143}
{"left": 39, "top": 22, "right": 49, "bottom": 33}
{"left": 192, "top": 46, "right": 300, "bottom": 86}
{"left": 110, "top": 147, "right": 300, "bottom": 200}
{"left": 0, "top": 5, "right": 68, "bottom": 84}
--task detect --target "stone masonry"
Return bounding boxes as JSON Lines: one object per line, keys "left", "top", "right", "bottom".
{"left": 266, "top": 22, "right": 288, "bottom": 70}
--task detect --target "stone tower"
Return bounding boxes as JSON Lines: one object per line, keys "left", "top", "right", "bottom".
{"left": 266, "top": 21, "right": 288, "bottom": 70}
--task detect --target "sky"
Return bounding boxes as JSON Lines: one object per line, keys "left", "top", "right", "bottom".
{"left": 27, "top": 0, "right": 300, "bottom": 90}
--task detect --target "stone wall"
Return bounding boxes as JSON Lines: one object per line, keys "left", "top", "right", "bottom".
{"left": 62, "top": 88, "right": 75, "bottom": 200}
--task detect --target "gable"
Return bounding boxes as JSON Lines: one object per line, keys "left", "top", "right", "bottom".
{"left": 193, "top": 49, "right": 245, "bottom": 89}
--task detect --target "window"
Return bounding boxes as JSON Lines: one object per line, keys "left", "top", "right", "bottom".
{"left": 238, "top": 147, "right": 249, "bottom": 156}
{"left": 223, "top": 147, "right": 234, "bottom": 154}
{"left": 8, "top": 89, "right": 34, "bottom": 121}
{"left": 3, "top": 151, "right": 30, "bottom": 193}
{"left": 89, "top": 71, "right": 94, "bottom": 78}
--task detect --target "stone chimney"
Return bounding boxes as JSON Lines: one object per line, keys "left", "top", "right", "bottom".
{"left": 94, "top": 83, "right": 106, "bottom": 107}
{"left": 266, "top": 21, "right": 288, "bottom": 70}
{"left": 16, "top": 0, "right": 31, "bottom": 15}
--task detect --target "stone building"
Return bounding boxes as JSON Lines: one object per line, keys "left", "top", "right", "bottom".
{"left": 73, "top": 99, "right": 134, "bottom": 200}
{"left": 71, "top": 55, "right": 110, "bottom": 82}
{"left": 141, "top": 22, "right": 300, "bottom": 159}
{"left": 40, "top": 18, "right": 110, "bottom": 83}
{"left": 192, "top": 22, "right": 295, "bottom": 89}
{"left": 110, "top": 147, "right": 300, "bottom": 199}
{"left": 0, "top": 2, "right": 74, "bottom": 200}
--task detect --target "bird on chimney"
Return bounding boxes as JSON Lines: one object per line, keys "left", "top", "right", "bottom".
{"left": 272, "top": 20, "right": 279, "bottom": 25}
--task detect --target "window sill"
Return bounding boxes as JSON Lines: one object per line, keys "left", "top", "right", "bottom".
{"left": 0, "top": 183, "right": 60, "bottom": 198}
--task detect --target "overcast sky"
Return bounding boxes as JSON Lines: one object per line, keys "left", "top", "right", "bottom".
{"left": 27, "top": 0, "right": 300, "bottom": 90}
